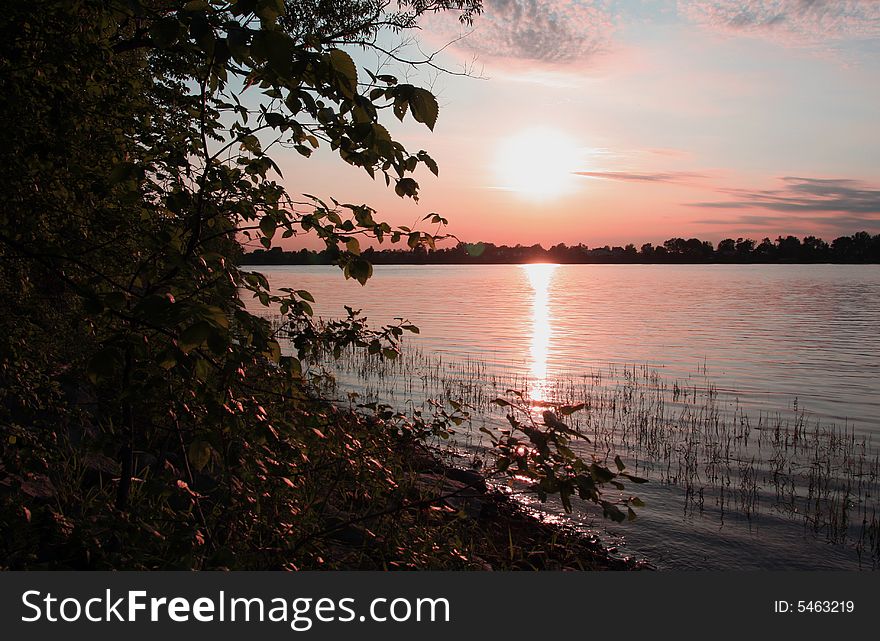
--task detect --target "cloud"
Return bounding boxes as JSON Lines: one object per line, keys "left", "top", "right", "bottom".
{"left": 645, "top": 147, "right": 694, "bottom": 158}
{"left": 576, "top": 170, "right": 707, "bottom": 184}
{"left": 679, "top": 1, "right": 880, "bottom": 44}
{"left": 693, "top": 214, "right": 792, "bottom": 225}
{"left": 686, "top": 176, "right": 880, "bottom": 234}
{"left": 693, "top": 214, "right": 880, "bottom": 236}
{"left": 424, "top": 0, "right": 615, "bottom": 64}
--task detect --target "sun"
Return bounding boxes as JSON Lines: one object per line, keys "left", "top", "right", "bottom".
{"left": 493, "top": 128, "right": 581, "bottom": 200}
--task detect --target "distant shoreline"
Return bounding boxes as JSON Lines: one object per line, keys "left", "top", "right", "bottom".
{"left": 242, "top": 259, "right": 880, "bottom": 266}
{"left": 242, "top": 231, "right": 880, "bottom": 266}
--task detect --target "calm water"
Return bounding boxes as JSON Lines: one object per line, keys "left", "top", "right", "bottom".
{"left": 244, "top": 263, "right": 880, "bottom": 570}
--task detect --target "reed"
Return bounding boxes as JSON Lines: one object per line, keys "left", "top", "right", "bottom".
{"left": 273, "top": 315, "right": 879, "bottom": 568}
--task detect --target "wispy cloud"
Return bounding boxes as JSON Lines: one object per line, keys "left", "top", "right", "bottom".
{"left": 426, "top": 0, "right": 615, "bottom": 64}
{"left": 686, "top": 176, "right": 880, "bottom": 236}
{"left": 687, "top": 176, "right": 880, "bottom": 235}
{"left": 689, "top": 176, "right": 880, "bottom": 214}
{"left": 679, "top": 1, "right": 880, "bottom": 45}
{"left": 576, "top": 170, "right": 707, "bottom": 184}
{"left": 645, "top": 147, "right": 694, "bottom": 159}
{"left": 693, "top": 214, "right": 880, "bottom": 236}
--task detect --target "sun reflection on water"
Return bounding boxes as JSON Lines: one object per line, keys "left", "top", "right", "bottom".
{"left": 523, "top": 263, "right": 558, "bottom": 402}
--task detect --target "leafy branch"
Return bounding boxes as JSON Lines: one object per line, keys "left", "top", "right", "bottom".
{"left": 488, "top": 392, "right": 646, "bottom": 521}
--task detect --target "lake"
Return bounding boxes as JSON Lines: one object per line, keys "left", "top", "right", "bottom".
{"left": 243, "top": 263, "right": 880, "bottom": 570}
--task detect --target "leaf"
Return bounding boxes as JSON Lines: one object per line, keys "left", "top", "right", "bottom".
{"left": 421, "top": 154, "right": 438, "bottom": 176}
{"left": 614, "top": 455, "right": 626, "bottom": 471}
{"left": 280, "top": 355, "right": 302, "bottom": 377}
{"left": 255, "top": 0, "right": 286, "bottom": 21}
{"left": 179, "top": 321, "right": 212, "bottom": 353}
{"left": 409, "top": 87, "right": 439, "bottom": 130}
{"left": 194, "top": 355, "right": 211, "bottom": 381}
{"left": 394, "top": 177, "right": 419, "bottom": 199}
{"left": 346, "top": 238, "right": 361, "bottom": 255}
{"left": 348, "top": 258, "right": 373, "bottom": 285}
{"left": 264, "top": 111, "right": 286, "bottom": 128}
{"left": 602, "top": 501, "right": 626, "bottom": 523}
{"left": 266, "top": 339, "right": 281, "bottom": 362}
{"left": 261, "top": 30, "right": 295, "bottom": 76}
{"left": 575, "top": 474, "right": 596, "bottom": 499}
{"left": 259, "top": 215, "right": 276, "bottom": 240}
{"left": 201, "top": 305, "right": 229, "bottom": 329}
{"left": 188, "top": 441, "right": 213, "bottom": 472}
{"left": 542, "top": 411, "right": 573, "bottom": 433}
{"left": 329, "top": 49, "right": 358, "bottom": 98}
{"left": 560, "top": 487, "right": 572, "bottom": 513}
{"left": 590, "top": 463, "right": 616, "bottom": 484}
{"left": 371, "top": 123, "right": 392, "bottom": 143}
{"left": 156, "top": 348, "right": 177, "bottom": 370}
{"left": 560, "top": 403, "right": 586, "bottom": 416}
{"left": 392, "top": 97, "right": 408, "bottom": 121}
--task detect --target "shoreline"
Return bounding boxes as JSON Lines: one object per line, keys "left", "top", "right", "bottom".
{"left": 320, "top": 435, "right": 649, "bottom": 571}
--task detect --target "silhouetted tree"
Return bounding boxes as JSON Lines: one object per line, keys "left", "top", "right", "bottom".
{"left": 735, "top": 238, "right": 756, "bottom": 259}
{"left": 776, "top": 235, "right": 802, "bottom": 262}
{"left": 802, "top": 236, "right": 830, "bottom": 261}
{"left": 717, "top": 239, "right": 736, "bottom": 258}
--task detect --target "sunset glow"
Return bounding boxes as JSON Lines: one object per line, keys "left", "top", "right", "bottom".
{"left": 494, "top": 129, "right": 582, "bottom": 200}
{"left": 9, "top": 0, "right": 880, "bottom": 583}
{"left": 524, "top": 263, "right": 557, "bottom": 402}
{"left": 279, "top": 1, "right": 879, "bottom": 249}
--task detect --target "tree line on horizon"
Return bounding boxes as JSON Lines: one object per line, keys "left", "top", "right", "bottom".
{"left": 244, "top": 231, "right": 880, "bottom": 265}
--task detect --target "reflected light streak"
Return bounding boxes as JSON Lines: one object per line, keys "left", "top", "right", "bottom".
{"left": 523, "top": 263, "right": 558, "bottom": 402}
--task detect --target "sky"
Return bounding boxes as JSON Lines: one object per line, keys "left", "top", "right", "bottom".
{"left": 273, "top": 0, "right": 880, "bottom": 249}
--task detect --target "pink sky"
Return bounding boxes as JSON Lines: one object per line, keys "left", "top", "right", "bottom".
{"left": 268, "top": 1, "right": 880, "bottom": 250}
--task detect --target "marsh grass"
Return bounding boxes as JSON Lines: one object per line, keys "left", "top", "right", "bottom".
{"left": 294, "top": 326, "right": 880, "bottom": 568}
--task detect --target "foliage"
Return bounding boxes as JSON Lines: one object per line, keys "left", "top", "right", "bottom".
{"left": 0, "top": 0, "right": 632, "bottom": 569}
{"left": 489, "top": 393, "right": 644, "bottom": 520}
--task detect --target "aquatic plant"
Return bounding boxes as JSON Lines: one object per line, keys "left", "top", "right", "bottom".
{"left": 303, "top": 334, "right": 880, "bottom": 567}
